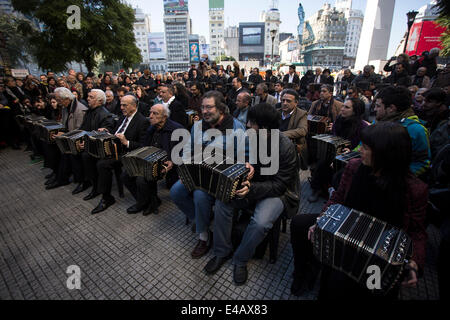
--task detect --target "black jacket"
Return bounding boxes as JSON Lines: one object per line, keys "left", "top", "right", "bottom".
{"left": 169, "top": 99, "right": 188, "bottom": 128}
{"left": 282, "top": 74, "right": 300, "bottom": 85}
{"left": 138, "top": 101, "right": 150, "bottom": 118}
{"left": 114, "top": 111, "right": 150, "bottom": 151}
{"left": 79, "top": 106, "right": 115, "bottom": 132}
{"left": 137, "top": 76, "right": 156, "bottom": 91}
{"left": 246, "top": 133, "right": 300, "bottom": 218}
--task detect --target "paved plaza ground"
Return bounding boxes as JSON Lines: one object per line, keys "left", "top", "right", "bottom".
{"left": 0, "top": 147, "right": 441, "bottom": 300}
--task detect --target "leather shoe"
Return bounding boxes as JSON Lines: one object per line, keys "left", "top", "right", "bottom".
{"left": 72, "top": 182, "right": 92, "bottom": 195}
{"left": 204, "top": 255, "right": 232, "bottom": 275}
{"left": 127, "top": 204, "right": 144, "bottom": 214}
{"left": 46, "top": 181, "right": 70, "bottom": 190}
{"left": 45, "top": 177, "right": 57, "bottom": 186}
{"left": 191, "top": 239, "right": 211, "bottom": 259}
{"left": 143, "top": 206, "right": 158, "bottom": 216}
{"left": 91, "top": 197, "right": 115, "bottom": 215}
{"left": 83, "top": 189, "right": 100, "bottom": 201}
{"left": 233, "top": 265, "right": 248, "bottom": 286}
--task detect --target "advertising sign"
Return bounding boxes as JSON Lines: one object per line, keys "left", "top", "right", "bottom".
{"left": 200, "top": 44, "right": 210, "bottom": 57}
{"left": 148, "top": 33, "right": 166, "bottom": 60}
{"left": 189, "top": 41, "right": 200, "bottom": 63}
{"left": 164, "top": 0, "right": 188, "bottom": 15}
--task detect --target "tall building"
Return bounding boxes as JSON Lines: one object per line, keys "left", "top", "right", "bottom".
{"left": 163, "top": 0, "right": 191, "bottom": 72}
{"left": 302, "top": 4, "right": 347, "bottom": 69}
{"left": 355, "top": 0, "right": 396, "bottom": 71}
{"left": 133, "top": 8, "right": 151, "bottom": 64}
{"left": 223, "top": 26, "right": 239, "bottom": 60}
{"left": 260, "top": 0, "right": 281, "bottom": 66}
{"left": 336, "top": 0, "right": 364, "bottom": 68}
{"left": 209, "top": 0, "right": 225, "bottom": 60}
{"left": 279, "top": 33, "right": 294, "bottom": 43}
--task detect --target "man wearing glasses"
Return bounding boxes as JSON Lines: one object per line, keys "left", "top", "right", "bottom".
{"left": 170, "top": 91, "right": 249, "bottom": 260}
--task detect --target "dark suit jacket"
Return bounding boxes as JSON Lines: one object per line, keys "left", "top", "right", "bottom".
{"left": 138, "top": 101, "right": 150, "bottom": 118}
{"left": 282, "top": 74, "right": 300, "bottom": 85}
{"left": 114, "top": 111, "right": 150, "bottom": 151}
{"left": 169, "top": 99, "right": 188, "bottom": 128}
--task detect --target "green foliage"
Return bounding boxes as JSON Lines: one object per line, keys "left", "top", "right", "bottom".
{"left": 435, "top": 0, "right": 450, "bottom": 56}
{"left": 214, "top": 55, "right": 236, "bottom": 63}
{"left": 11, "top": 0, "right": 142, "bottom": 72}
{"left": 0, "top": 12, "right": 32, "bottom": 68}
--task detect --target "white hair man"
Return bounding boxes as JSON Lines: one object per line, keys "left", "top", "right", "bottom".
{"left": 46, "top": 88, "right": 89, "bottom": 191}
{"left": 122, "top": 104, "right": 184, "bottom": 216}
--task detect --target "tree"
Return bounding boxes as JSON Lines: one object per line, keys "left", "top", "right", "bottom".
{"left": 214, "top": 55, "right": 236, "bottom": 63}
{"left": 0, "top": 12, "right": 32, "bottom": 69}
{"left": 435, "top": 0, "right": 450, "bottom": 56}
{"left": 11, "top": 0, "right": 142, "bottom": 72}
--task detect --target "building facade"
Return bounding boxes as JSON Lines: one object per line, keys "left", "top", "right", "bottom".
{"left": 239, "top": 22, "right": 265, "bottom": 64}
{"left": 301, "top": 3, "right": 347, "bottom": 69}
{"left": 133, "top": 8, "right": 151, "bottom": 64}
{"left": 163, "top": 0, "right": 191, "bottom": 72}
{"left": 260, "top": 0, "right": 281, "bottom": 66}
{"left": 209, "top": 0, "right": 225, "bottom": 61}
{"left": 223, "top": 26, "right": 239, "bottom": 60}
{"left": 335, "top": 1, "right": 363, "bottom": 68}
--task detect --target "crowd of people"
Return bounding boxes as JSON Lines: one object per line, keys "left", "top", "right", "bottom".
{"left": 0, "top": 48, "right": 449, "bottom": 299}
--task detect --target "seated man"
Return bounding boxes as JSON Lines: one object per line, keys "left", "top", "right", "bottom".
{"left": 122, "top": 104, "right": 183, "bottom": 216}
{"left": 308, "top": 84, "right": 343, "bottom": 124}
{"left": 170, "top": 91, "right": 247, "bottom": 259}
{"left": 232, "top": 92, "right": 252, "bottom": 127}
{"left": 252, "top": 83, "right": 277, "bottom": 107}
{"left": 82, "top": 94, "right": 149, "bottom": 214}
{"left": 204, "top": 103, "right": 300, "bottom": 286}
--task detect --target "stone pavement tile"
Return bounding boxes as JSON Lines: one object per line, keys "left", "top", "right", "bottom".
{"left": 0, "top": 147, "right": 441, "bottom": 300}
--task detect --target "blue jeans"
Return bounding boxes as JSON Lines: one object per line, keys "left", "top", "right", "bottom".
{"left": 170, "top": 180, "right": 215, "bottom": 234}
{"left": 213, "top": 197, "right": 284, "bottom": 266}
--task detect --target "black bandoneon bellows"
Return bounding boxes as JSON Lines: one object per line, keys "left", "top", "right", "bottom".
{"left": 312, "top": 134, "right": 351, "bottom": 163}
{"left": 313, "top": 204, "right": 413, "bottom": 294}
{"left": 177, "top": 156, "right": 249, "bottom": 203}
{"left": 334, "top": 151, "right": 361, "bottom": 173}
{"left": 55, "top": 130, "right": 93, "bottom": 155}
{"left": 307, "top": 115, "right": 329, "bottom": 135}
{"left": 121, "top": 147, "right": 168, "bottom": 181}
{"left": 36, "top": 121, "right": 65, "bottom": 144}
{"left": 85, "top": 132, "right": 124, "bottom": 160}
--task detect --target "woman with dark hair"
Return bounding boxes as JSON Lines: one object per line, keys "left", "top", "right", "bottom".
{"left": 291, "top": 122, "right": 428, "bottom": 300}
{"left": 136, "top": 85, "right": 153, "bottom": 106}
{"left": 47, "top": 77, "right": 57, "bottom": 93}
{"left": 300, "top": 70, "right": 315, "bottom": 96}
{"left": 321, "top": 69, "right": 334, "bottom": 86}
{"left": 76, "top": 72, "right": 85, "bottom": 83}
{"left": 308, "top": 97, "right": 369, "bottom": 203}
{"left": 225, "top": 65, "right": 232, "bottom": 75}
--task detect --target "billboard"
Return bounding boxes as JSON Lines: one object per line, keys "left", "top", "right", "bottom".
{"left": 148, "top": 33, "right": 166, "bottom": 60}
{"left": 239, "top": 23, "right": 265, "bottom": 47}
{"left": 406, "top": 21, "right": 446, "bottom": 56}
{"left": 164, "top": 0, "right": 188, "bottom": 15}
{"left": 189, "top": 41, "right": 200, "bottom": 63}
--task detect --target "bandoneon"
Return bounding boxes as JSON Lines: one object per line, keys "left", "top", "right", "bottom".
{"left": 307, "top": 115, "right": 329, "bottom": 135}
{"left": 312, "top": 134, "right": 351, "bottom": 163}
{"left": 177, "top": 156, "right": 249, "bottom": 203}
{"left": 334, "top": 151, "right": 361, "bottom": 173}
{"left": 85, "top": 131, "right": 124, "bottom": 160}
{"left": 55, "top": 130, "right": 93, "bottom": 155}
{"left": 313, "top": 204, "right": 412, "bottom": 294}
{"left": 121, "top": 147, "right": 168, "bottom": 181}
{"left": 36, "top": 121, "right": 65, "bottom": 144}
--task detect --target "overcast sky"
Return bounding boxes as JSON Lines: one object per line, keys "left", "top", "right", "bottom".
{"left": 126, "top": 0, "right": 433, "bottom": 58}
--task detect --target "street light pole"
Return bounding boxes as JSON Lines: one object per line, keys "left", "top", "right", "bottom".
{"left": 270, "top": 29, "right": 277, "bottom": 70}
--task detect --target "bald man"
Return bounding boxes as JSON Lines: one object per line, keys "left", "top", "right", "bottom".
{"left": 87, "top": 94, "right": 150, "bottom": 215}
{"left": 122, "top": 104, "right": 184, "bottom": 215}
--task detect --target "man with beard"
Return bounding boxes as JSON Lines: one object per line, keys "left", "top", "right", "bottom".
{"left": 170, "top": 91, "right": 248, "bottom": 260}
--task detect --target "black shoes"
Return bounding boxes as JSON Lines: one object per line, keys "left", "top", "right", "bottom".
{"left": 46, "top": 180, "right": 70, "bottom": 190}
{"left": 83, "top": 189, "right": 100, "bottom": 201}
{"left": 127, "top": 204, "right": 145, "bottom": 214}
{"left": 204, "top": 254, "right": 232, "bottom": 275}
{"left": 91, "top": 196, "right": 116, "bottom": 215}
{"left": 233, "top": 265, "right": 248, "bottom": 286}
{"left": 143, "top": 196, "right": 162, "bottom": 216}
{"left": 45, "top": 172, "right": 55, "bottom": 180}
{"left": 45, "top": 177, "right": 57, "bottom": 186}
{"left": 72, "top": 182, "right": 92, "bottom": 195}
